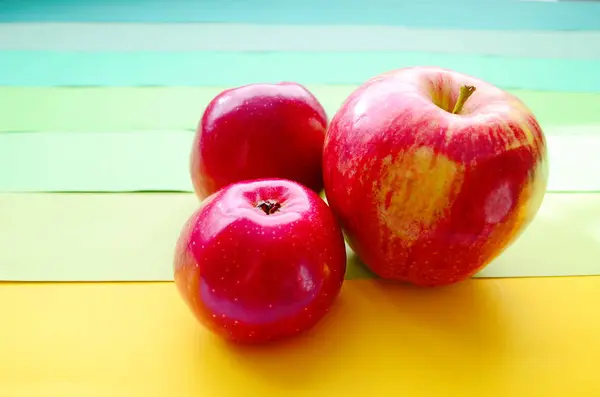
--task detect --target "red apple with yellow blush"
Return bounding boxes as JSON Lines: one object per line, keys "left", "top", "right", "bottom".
{"left": 190, "top": 82, "right": 328, "bottom": 200}
{"left": 323, "top": 66, "right": 549, "bottom": 287}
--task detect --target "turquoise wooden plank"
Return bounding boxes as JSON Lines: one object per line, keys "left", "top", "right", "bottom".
{"left": 0, "top": 0, "right": 599, "bottom": 30}
{"left": 1, "top": 51, "right": 599, "bottom": 92}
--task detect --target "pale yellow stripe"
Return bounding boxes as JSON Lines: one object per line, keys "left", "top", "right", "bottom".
{"left": 0, "top": 192, "right": 598, "bottom": 281}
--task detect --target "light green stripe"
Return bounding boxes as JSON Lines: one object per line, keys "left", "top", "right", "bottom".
{"left": 1, "top": 86, "right": 600, "bottom": 133}
{"left": 0, "top": 131, "right": 597, "bottom": 193}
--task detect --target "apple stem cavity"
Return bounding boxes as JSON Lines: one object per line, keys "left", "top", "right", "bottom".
{"left": 451, "top": 85, "right": 476, "bottom": 115}
{"left": 256, "top": 199, "right": 282, "bottom": 215}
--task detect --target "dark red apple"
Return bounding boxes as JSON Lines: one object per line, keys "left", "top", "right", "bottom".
{"left": 323, "top": 66, "right": 548, "bottom": 287}
{"left": 173, "top": 178, "right": 347, "bottom": 344}
{"left": 190, "top": 82, "right": 328, "bottom": 199}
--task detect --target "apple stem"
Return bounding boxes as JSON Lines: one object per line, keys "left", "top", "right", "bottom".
{"left": 256, "top": 199, "right": 281, "bottom": 215}
{"left": 451, "top": 85, "right": 476, "bottom": 115}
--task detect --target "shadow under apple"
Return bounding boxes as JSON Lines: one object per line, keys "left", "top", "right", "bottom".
{"left": 214, "top": 294, "right": 351, "bottom": 388}
{"left": 347, "top": 246, "right": 510, "bottom": 356}
{"left": 199, "top": 262, "right": 511, "bottom": 392}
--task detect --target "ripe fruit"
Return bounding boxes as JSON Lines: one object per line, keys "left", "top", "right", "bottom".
{"left": 190, "top": 82, "right": 328, "bottom": 200}
{"left": 174, "top": 178, "right": 347, "bottom": 343}
{"left": 323, "top": 66, "right": 548, "bottom": 287}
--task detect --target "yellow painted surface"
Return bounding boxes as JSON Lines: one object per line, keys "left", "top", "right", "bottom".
{"left": 1, "top": 278, "right": 599, "bottom": 396}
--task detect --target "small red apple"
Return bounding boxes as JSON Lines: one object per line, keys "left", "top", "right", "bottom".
{"left": 190, "top": 82, "right": 328, "bottom": 199}
{"left": 173, "top": 178, "right": 347, "bottom": 344}
{"left": 323, "top": 66, "right": 548, "bottom": 287}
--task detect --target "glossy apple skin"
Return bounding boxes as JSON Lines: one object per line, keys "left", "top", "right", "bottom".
{"left": 174, "top": 178, "right": 347, "bottom": 344}
{"left": 323, "top": 67, "right": 548, "bottom": 287}
{"left": 190, "top": 82, "right": 328, "bottom": 200}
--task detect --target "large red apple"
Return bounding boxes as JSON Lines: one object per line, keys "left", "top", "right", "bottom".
{"left": 173, "top": 178, "right": 347, "bottom": 344}
{"left": 323, "top": 66, "right": 548, "bottom": 287}
{"left": 190, "top": 82, "right": 328, "bottom": 199}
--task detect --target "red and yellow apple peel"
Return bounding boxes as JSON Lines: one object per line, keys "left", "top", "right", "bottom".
{"left": 323, "top": 66, "right": 548, "bottom": 287}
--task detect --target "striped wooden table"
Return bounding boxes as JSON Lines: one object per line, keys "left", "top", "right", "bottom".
{"left": 1, "top": 1, "right": 600, "bottom": 395}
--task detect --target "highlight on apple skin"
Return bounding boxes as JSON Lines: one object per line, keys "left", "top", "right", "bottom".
{"left": 173, "top": 178, "right": 347, "bottom": 344}
{"left": 190, "top": 82, "right": 328, "bottom": 200}
{"left": 322, "top": 66, "right": 549, "bottom": 287}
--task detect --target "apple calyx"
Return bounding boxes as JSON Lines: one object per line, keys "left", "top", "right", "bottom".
{"left": 451, "top": 85, "right": 476, "bottom": 115}
{"left": 256, "top": 199, "right": 282, "bottom": 215}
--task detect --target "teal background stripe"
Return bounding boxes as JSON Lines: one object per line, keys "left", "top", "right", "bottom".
{"left": 1, "top": 51, "right": 599, "bottom": 92}
{"left": 0, "top": 0, "right": 599, "bottom": 30}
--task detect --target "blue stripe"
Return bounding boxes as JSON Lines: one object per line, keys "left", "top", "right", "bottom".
{"left": 0, "top": 51, "right": 598, "bottom": 92}
{"left": 0, "top": 0, "right": 599, "bottom": 30}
